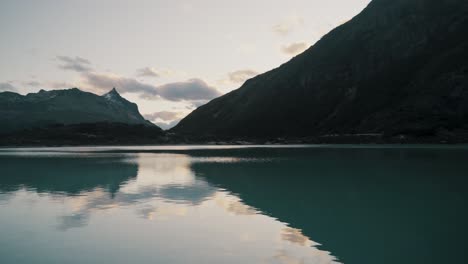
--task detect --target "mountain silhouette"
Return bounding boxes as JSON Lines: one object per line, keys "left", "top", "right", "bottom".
{"left": 174, "top": 0, "right": 468, "bottom": 139}
{"left": 0, "top": 87, "right": 156, "bottom": 134}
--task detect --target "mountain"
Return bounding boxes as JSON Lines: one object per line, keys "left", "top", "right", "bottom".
{"left": 0, "top": 122, "right": 167, "bottom": 146}
{"left": 173, "top": 0, "right": 468, "bottom": 139}
{"left": 0, "top": 87, "right": 157, "bottom": 134}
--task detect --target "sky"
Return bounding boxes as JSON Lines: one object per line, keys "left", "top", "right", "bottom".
{"left": 0, "top": 0, "right": 371, "bottom": 129}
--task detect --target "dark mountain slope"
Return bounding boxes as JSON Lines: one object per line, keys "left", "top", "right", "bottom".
{"left": 0, "top": 122, "right": 166, "bottom": 146}
{"left": 0, "top": 88, "right": 156, "bottom": 134}
{"left": 174, "top": 0, "right": 468, "bottom": 138}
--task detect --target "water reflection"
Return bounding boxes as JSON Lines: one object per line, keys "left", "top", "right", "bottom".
{"left": 191, "top": 147, "right": 468, "bottom": 264}
{"left": 0, "top": 150, "right": 339, "bottom": 264}
{"left": 0, "top": 155, "right": 137, "bottom": 195}
{"left": 1, "top": 146, "right": 467, "bottom": 264}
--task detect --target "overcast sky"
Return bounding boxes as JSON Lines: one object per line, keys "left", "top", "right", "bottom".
{"left": 0, "top": 0, "right": 370, "bottom": 129}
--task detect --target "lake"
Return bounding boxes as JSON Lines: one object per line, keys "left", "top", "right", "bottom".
{"left": 0, "top": 145, "right": 467, "bottom": 264}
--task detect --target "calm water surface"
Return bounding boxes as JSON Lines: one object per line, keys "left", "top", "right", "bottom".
{"left": 0, "top": 145, "right": 467, "bottom": 264}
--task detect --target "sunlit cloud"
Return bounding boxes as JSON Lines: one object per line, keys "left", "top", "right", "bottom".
{"left": 281, "top": 42, "right": 309, "bottom": 56}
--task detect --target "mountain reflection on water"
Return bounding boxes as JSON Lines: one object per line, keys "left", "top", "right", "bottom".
{"left": 0, "top": 146, "right": 467, "bottom": 264}
{"left": 0, "top": 150, "right": 339, "bottom": 264}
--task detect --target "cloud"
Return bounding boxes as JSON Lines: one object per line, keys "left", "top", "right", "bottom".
{"left": 155, "top": 79, "right": 221, "bottom": 102}
{"left": 136, "top": 67, "right": 174, "bottom": 78}
{"left": 57, "top": 56, "right": 92, "bottom": 73}
{"left": 144, "top": 111, "right": 182, "bottom": 122}
{"left": 54, "top": 55, "right": 219, "bottom": 102}
{"left": 83, "top": 72, "right": 158, "bottom": 95}
{"left": 281, "top": 42, "right": 309, "bottom": 56}
{"left": 82, "top": 72, "right": 220, "bottom": 102}
{"left": 228, "top": 70, "right": 259, "bottom": 84}
{"left": 0, "top": 82, "right": 17, "bottom": 92}
{"left": 136, "top": 67, "right": 160, "bottom": 78}
{"left": 273, "top": 16, "right": 304, "bottom": 36}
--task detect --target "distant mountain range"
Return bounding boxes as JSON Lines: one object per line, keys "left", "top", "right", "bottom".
{"left": 173, "top": 0, "right": 468, "bottom": 139}
{"left": 0, "top": 87, "right": 156, "bottom": 134}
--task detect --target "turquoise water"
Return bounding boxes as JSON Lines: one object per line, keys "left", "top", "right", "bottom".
{"left": 0, "top": 145, "right": 467, "bottom": 264}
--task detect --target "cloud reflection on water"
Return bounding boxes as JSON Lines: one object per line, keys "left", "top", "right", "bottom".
{"left": 0, "top": 151, "right": 339, "bottom": 264}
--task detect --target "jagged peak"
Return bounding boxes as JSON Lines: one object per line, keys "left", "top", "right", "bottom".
{"left": 103, "top": 87, "right": 120, "bottom": 98}
{"left": 103, "top": 87, "right": 133, "bottom": 108}
{"left": 107, "top": 87, "right": 120, "bottom": 95}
